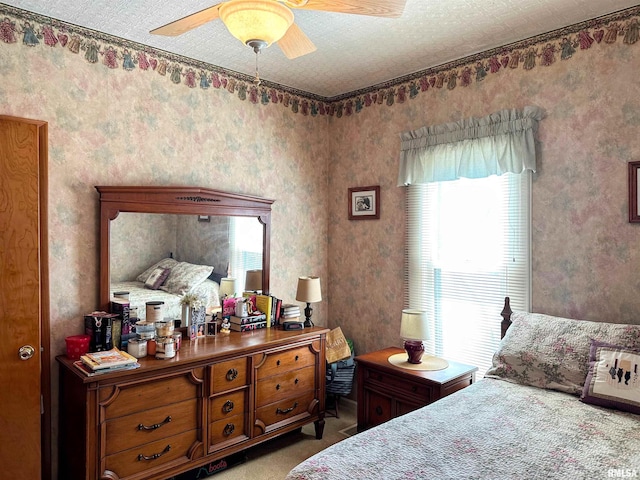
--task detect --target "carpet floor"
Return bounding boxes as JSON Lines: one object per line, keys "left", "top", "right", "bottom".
{"left": 200, "top": 398, "right": 357, "bottom": 480}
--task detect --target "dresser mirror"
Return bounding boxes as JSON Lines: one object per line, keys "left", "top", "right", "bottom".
{"left": 97, "top": 186, "right": 273, "bottom": 312}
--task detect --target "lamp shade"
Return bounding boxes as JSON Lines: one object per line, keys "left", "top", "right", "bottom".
{"left": 245, "top": 269, "right": 263, "bottom": 291}
{"left": 219, "top": 0, "right": 294, "bottom": 47}
{"left": 399, "top": 309, "right": 430, "bottom": 341}
{"left": 295, "top": 276, "right": 322, "bottom": 303}
{"left": 219, "top": 277, "right": 237, "bottom": 298}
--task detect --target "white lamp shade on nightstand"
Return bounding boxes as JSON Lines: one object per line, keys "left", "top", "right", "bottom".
{"left": 245, "top": 269, "right": 263, "bottom": 291}
{"left": 400, "top": 309, "right": 430, "bottom": 341}
{"left": 295, "top": 276, "right": 322, "bottom": 303}
{"left": 219, "top": 277, "right": 237, "bottom": 298}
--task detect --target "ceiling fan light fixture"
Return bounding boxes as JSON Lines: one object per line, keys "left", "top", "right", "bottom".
{"left": 219, "top": 0, "right": 294, "bottom": 48}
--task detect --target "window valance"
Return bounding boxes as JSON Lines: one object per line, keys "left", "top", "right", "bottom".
{"left": 397, "top": 106, "right": 544, "bottom": 186}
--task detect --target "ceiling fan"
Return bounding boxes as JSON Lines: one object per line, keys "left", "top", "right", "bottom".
{"left": 150, "top": 0, "right": 407, "bottom": 60}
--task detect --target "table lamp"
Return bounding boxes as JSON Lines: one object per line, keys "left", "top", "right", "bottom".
{"left": 219, "top": 277, "right": 237, "bottom": 301}
{"left": 244, "top": 269, "right": 262, "bottom": 293}
{"left": 399, "top": 309, "right": 430, "bottom": 364}
{"left": 295, "top": 276, "right": 321, "bottom": 327}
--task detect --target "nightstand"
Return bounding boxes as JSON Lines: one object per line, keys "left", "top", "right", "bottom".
{"left": 355, "top": 346, "right": 478, "bottom": 431}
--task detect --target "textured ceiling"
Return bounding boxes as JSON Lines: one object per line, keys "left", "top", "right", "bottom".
{"left": 2, "top": 0, "right": 639, "bottom": 98}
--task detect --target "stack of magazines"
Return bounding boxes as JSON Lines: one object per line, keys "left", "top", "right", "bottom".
{"left": 73, "top": 347, "right": 140, "bottom": 376}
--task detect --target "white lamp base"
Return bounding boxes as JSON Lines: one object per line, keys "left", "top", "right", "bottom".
{"left": 388, "top": 353, "right": 449, "bottom": 371}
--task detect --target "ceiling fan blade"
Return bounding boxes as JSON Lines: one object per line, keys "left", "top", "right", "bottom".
{"left": 150, "top": 4, "right": 222, "bottom": 36}
{"left": 277, "top": 23, "right": 317, "bottom": 59}
{"left": 296, "top": 0, "right": 406, "bottom": 18}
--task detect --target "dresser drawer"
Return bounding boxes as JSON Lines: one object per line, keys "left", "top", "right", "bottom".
{"left": 211, "top": 357, "right": 248, "bottom": 393}
{"left": 255, "top": 390, "right": 316, "bottom": 429}
{"left": 209, "top": 390, "right": 247, "bottom": 422}
{"left": 364, "top": 368, "right": 432, "bottom": 401}
{"left": 102, "top": 374, "right": 199, "bottom": 420}
{"left": 256, "top": 345, "right": 316, "bottom": 380}
{"left": 104, "top": 429, "right": 199, "bottom": 479}
{"left": 256, "top": 365, "right": 315, "bottom": 407}
{"left": 105, "top": 399, "right": 198, "bottom": 455}
{"left": 209, "top": 413, "right": 248, "bottom": 446}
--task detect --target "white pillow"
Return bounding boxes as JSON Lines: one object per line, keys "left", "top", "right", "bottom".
{"left": 135, "top": 258, "right": 178, "bottom": 283}
{"left": 160, "top": 262, "right": 213, "bottom": 295}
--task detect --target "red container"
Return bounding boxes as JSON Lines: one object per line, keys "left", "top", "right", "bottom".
{"left": 65, "top": 334, "right": 91, "bottom": 360}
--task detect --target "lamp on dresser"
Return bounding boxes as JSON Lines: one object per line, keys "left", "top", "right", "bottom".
{"left": 391, "top": 309, "right": 449, "bottom": 371}
{"left": 245, "top": 269, "right": 263, "bottom": 293}
{"left": 219, "top": 277, "right": 236, "bottom": 301}
{"left": 295, "top": 276, "right": 322, "bottom": 327}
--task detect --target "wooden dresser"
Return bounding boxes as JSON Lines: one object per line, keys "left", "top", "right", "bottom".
{"left": 57, "top": 327, "right": 328, "bottom": 480}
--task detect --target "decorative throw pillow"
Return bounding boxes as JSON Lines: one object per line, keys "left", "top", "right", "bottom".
{"left": 136, "top": 258, "right": 178, "bottom": 284}
{"left": 580, "top": 340, "right": 640, "bottom": 414}
{"left": 485, "top": 311, "right": 640, "bottom": 395}
{"left": 160, "top": 262, "right": 214, "bottom": 295}
{"left": 144, "top": 267, "right": 171, "bottom": 290}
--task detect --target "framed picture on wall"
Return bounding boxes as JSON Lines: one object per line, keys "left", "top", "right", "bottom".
{"left": 629, "top": 161, "right": 640, "bottom": 223}
{"left": 348, "top": 185, "right": 380, "bottom": 220}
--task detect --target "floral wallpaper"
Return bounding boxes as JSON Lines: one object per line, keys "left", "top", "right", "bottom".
{"left": 2, "top": 4, "right": 640, "bottom": 479}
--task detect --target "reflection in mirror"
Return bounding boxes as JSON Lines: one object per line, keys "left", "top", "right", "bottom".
{"left": 109, "top": 213, "right": 263, "bottom": 321}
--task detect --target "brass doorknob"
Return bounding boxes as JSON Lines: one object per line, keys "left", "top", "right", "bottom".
{"left": 19, "top": 345, "right": 35, "bottom": 360}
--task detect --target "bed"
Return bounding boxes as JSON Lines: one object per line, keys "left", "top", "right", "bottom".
{"left": 110, "top": 257, "right": 221, "bottom": 321}
{"left": 286, "top": 298, "right": 640, "bottom": 479}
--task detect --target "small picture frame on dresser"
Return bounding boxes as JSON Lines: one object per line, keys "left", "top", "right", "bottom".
{"left": 206, "top": 321, "right": 217, "bottom": 337}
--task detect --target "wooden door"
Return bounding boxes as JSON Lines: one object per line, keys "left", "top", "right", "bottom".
{"left": 0, "top": 115, "right": 49, "bottom": 478}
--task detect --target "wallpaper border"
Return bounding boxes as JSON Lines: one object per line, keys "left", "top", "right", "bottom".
{"left": 0, "top": 4, "right": 638, "bottom": 117}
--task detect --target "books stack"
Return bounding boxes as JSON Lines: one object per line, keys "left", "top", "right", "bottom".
{"left": 74, "top": 347, "right": 140, "bottom": 376}
{"left": 280, "top": 304, "right": 301, "bottom": 323}
{"left": 229, "top": 313, "right": 267, "bottom": 332}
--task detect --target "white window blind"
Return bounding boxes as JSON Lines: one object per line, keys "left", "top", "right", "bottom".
{"left": 405, "top": 173, "right": 531, "bottom": 377}
{"left": 229, "top": 216, "right": 263, "bottom": 291}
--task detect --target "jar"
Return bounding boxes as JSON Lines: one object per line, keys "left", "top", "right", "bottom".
{"left": 135, "top": 321, "right": 155, "bottom": 340}
{"left": 172, "top": 332, "right": 182, "bottom": 351}
{"left": 155, "top": 336, "right": 175, "bottom": 359}
{"left": 127, "top": 338, "right": 147, "bottom": 358}
{"left": 155, "top": 320, "right": 174, "bottom": 338}
{"left": 146, "top": 301, "right": 164, "bottom": 323}
{"left": 147, "top": 338, "right": 156, "bottom": 356}
{"left": 113, "top": 291, "right": 130, "bottom": 300}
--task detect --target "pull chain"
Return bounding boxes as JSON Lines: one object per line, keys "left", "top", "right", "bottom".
{"left": 254, "top": 48, "right": 261, "bottom": 86}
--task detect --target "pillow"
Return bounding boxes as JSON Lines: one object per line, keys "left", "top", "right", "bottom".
{"left": 580, "top": 340, "right": 640, "bottom": 414}
{"left": 485, "top": 311, "right": 640, "bottom": 395}
{"left": 136, "top": 258, "right": 178, "bottom": 283}
{"left": 160, "top": 261, "right": 214, "bottom": 295}
{"left": 144, "top": 267, "right": 171, "bottom": 290}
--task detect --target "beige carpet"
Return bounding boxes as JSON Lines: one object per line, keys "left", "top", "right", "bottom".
{"left": 209, "top": 399, "right": 357, "bottom": 480}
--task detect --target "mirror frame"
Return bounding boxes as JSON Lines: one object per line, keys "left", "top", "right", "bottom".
{"left": 96, "top": 186, "right": 274, "bottom": 311}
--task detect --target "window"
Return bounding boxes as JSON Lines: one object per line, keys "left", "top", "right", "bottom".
{"left": 405, "top": 172, "right": 531, "bottom": 377}
{"left": 229, "top": 216, "right": 263, "bottom": 289}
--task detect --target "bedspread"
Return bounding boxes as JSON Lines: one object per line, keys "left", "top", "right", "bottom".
{"left": 111, "top": 279, "right": 219, "bottom": 321}
{"left": 286, "top": 378, "right": 640, "bottom": 480}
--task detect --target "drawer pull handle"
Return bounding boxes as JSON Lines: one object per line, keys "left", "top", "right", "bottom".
{"left": 375, "top": 406, "right": 383, "bottom": 416}
{"left": 137, "top": 444, "right": 171, "bottom": 461}
{"left": 295, "top": 355, "right": 299, "bottom": 361}
{"left": 276, "top": 402, "right": 298, "bottom": 415}
{"left": 223, "top": 423, "right": 235, "bottom": 436}
{"left": 226, "top": 368, "right": 238, "bottom": 381}
{"left": 223, "top": 400, "right": 235, "bottom": 413}
{"left": 138, "top": 416, "right": 172, "bottom": 431}
{"left": 294, "top": 378, "right": 299, "bottom": 384}
{"left": 275, "top": 383, "right": 281, "bottom": 390}
{"left": 277, "top": 359, "right": 281, "bottom": 366}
